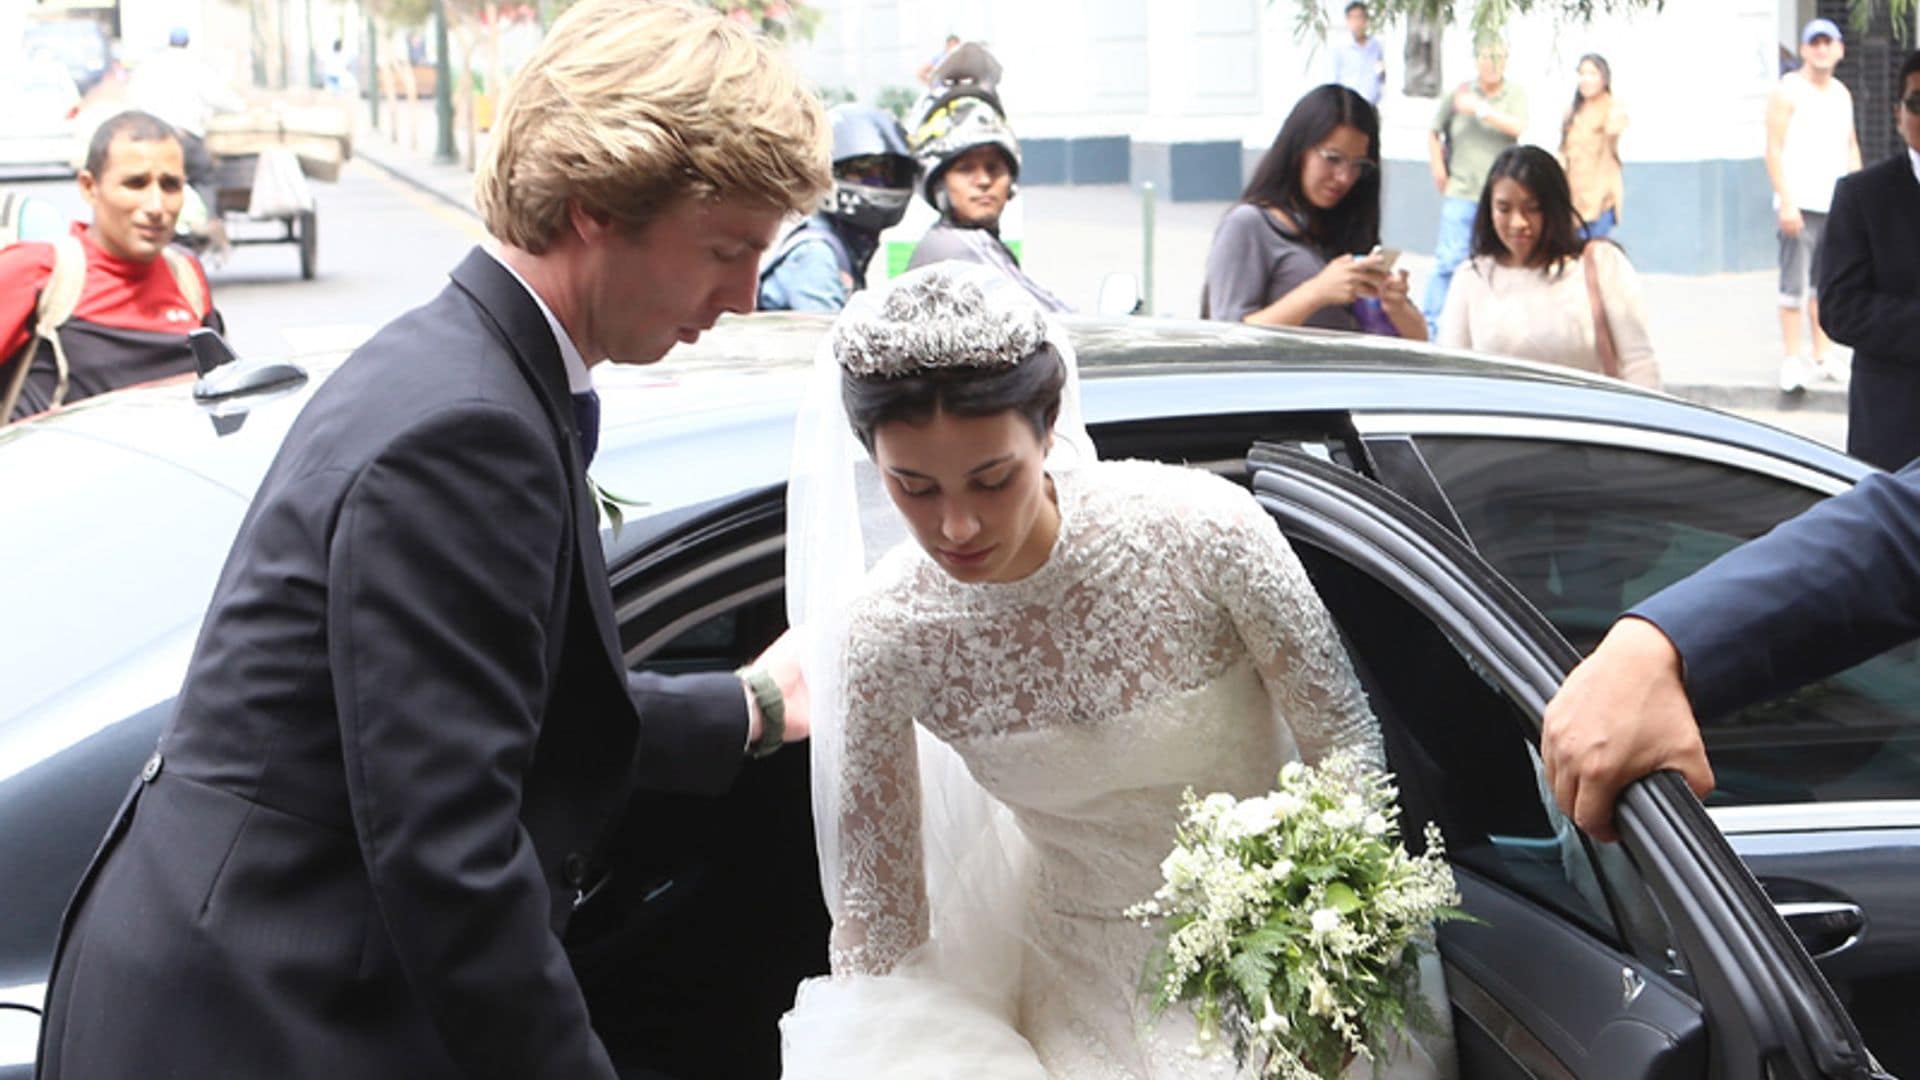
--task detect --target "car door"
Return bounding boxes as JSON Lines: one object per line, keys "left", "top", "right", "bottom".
{"left": 1246, "top": 443, "right": 1884, "bottom": 1079}
{"left": 570, "top": 486, "right": 827, "bottom": 1080}
{"left": 1351, "top": 417, "right": 1920, "bottom": 1075}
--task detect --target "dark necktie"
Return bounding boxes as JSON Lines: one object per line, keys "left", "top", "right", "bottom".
{"left": 571, "top": 389, "right": 601, "bottom": 468}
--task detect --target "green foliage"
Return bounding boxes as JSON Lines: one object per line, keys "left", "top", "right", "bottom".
{"left": 815, "top": 84, "right": 858, "bottom": 107}
{"left": 1277, "top": 0, "right": 1661, "bottom": 47}
{"left": 1129, "top": 753, "right": 1473, "bottom": 1078}
{"left": 1284, "top": 0, "right": 1913, "bottom": 46}
{"left": 696, "top": 0, "right": 823, "bottom": 42}
{"left": 874, "top": 85, "right": 918, "bottom": 121}
{"left": 364, "top": 0, "right": 435, "bottom": 28}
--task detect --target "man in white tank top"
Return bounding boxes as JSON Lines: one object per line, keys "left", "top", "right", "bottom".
{"left": 1765, "top": 18, "right": 1862, "bottom": 392}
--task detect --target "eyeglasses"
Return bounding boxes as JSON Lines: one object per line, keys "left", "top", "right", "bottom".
{"left": 1314, "top": 147, "right": 1377, "bottom": 180}
{"left": 1904, "top": 91, "right": 1920, "bottom": 115}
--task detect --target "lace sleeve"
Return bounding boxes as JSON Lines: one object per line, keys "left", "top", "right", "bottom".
{"left": 1202, "top": 482, "right": 1385, "bottom": 769}
{"left": 828, "top": 607, "right": 931, "bottom": 976}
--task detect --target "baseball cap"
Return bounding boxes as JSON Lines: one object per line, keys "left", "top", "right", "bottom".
{"left": 1801, "top": 18, "right": 1842, "bottom": 44}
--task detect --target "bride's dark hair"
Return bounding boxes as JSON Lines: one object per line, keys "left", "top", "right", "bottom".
{"left": 842, "top": 343, "right": 1066, "bottom": 452}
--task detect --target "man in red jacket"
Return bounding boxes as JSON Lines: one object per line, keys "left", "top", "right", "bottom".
{"left": 0, "top": 109, "right": 221, "bottom": 422}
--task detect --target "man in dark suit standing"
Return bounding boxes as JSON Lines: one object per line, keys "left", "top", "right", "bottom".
{"left": 34, "top": 3, "right": 830, "bottom": 1077}
{"left": 1821, "top": 50, "right": 1920, "bottom": 471}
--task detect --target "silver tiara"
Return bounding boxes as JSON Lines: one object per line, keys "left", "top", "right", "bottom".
{"left": 831, "top": 263, "right": 1049, "bottom": 379}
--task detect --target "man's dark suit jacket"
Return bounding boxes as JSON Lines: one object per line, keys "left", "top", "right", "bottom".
{"left": 35, "top": 249, "right": 749, "bottom": 1079}
{"left": 1632, "top": 464, "right": 1920, "bottom": 718}
{"left": 1819, "top": 153, "right": 1920, "bottom": 472}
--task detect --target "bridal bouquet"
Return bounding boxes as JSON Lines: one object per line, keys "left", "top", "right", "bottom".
{"left": 1126, "top": 751, "right": 1466, "bottom": 1079}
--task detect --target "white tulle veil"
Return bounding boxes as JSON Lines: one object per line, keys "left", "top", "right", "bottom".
{"left": 783, "top": 263, "right": 1093, "bottom": 1042}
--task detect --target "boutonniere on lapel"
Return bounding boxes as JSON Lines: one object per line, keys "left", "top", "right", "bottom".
{"left": 590, "top": 474, "right": 649, "bottom": 538}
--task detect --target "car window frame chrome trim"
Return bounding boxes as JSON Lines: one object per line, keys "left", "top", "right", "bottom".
{"left": 1710, "top": 801, "right": 1920, "bottom": 835}
{"left": 1350, "top": 412, "right": 1860, "bottom": 495}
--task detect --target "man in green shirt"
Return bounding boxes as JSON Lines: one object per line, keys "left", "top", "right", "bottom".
{"left": 1422, "top": 39, "right": 1528, "bottom": 333}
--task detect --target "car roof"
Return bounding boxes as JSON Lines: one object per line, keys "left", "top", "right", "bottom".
{"left": 4, "top": 312, "right": 1865, "bottom": 521}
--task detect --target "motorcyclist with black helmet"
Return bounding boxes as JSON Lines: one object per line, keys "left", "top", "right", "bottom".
{"left": 904, "top": 44, "right": 1071, "bottom": 312}
{"left": 757, "top": 105, "right": 916, "bottom": 312}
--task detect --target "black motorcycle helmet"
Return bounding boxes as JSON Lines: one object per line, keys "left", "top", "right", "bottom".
{"left": 825, "top": 105, "right": 917, "bottom": 234}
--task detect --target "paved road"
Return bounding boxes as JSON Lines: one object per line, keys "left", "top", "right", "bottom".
{"left": 8, "top": 159, "right": 485, "bottom": 365}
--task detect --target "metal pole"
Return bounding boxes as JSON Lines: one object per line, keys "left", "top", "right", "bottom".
{"left": 434, "top": 0, "right": 456, "bottom": 164}
{"left": 366, "top": 16, "right": 380, "bottom": 129}
{"left": 1141, "top": 181, "right": 1156, "bottom": 316}
{"left": 305, "top": 0, "right": 320, "bottom": 89}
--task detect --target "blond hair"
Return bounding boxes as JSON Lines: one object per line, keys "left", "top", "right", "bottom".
{"left": 475, "top": 0, "right": 831, "bottom": 252}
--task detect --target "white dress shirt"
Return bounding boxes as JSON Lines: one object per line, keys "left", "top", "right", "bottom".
{"left": 484, "top": 247, "right": 594, "bottom": 394}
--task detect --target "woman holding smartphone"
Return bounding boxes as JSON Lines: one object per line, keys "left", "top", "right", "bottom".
{"left": 1436, "top": 145, "right": 1659, "bottom": 387}
{"left": 1203, "top": 84, "right": 1426, "bottom": 338}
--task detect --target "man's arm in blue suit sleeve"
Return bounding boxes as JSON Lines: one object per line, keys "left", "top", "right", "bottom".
{"left": 1631, "top": 463, "right": 1920, "bottom": 719}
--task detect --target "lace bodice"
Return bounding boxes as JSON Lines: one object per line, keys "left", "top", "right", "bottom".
{"left": 828, "top": 459, "right": 1384, "bottom": 984}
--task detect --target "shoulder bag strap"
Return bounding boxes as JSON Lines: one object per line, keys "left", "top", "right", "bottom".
{"left": 1582, "top": 243, "right": 1621, "bottom": 380}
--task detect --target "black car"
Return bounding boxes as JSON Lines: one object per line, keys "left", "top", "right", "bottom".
{"left": 0, "top": 316, "right": 1899, "bottom": 1078}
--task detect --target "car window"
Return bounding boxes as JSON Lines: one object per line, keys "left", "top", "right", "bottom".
{"left": 1293, "top": 541, "right": 1621, "bottom": 942}
{"left": 1417, "top": 435, "right": 1920, "bottom": 809}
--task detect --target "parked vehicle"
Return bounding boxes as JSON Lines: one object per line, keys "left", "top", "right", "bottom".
{"left": 0, "top": 316, "right": 1898, "bottom": 1078}
{"left": 19, "top": 19, "right": 111, "bottom": 97}
{"left": 0, "top": 55, "right": 80, "bottom": 176}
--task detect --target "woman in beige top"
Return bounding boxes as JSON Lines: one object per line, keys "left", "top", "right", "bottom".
{"left": 1437, "top": 145, "right": 1659, "bottom": 387}
{"left": 1559, "top": 53, "right": 1628, "bottom": 239}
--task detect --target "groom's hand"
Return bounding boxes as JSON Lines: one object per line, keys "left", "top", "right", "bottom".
{"left": 750, "top": 628, "right": 811, "bottom": 743}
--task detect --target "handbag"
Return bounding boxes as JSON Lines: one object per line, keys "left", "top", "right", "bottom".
{"left": 1582, "top": 243, "right": 1622, "bottom": 379}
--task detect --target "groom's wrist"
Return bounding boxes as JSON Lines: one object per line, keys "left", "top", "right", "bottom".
{"left": 738, "top": 666, "right": 785, "bottom": 758}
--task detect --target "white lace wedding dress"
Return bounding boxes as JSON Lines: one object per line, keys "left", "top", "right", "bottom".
{"left": 781, "top": 459, "right": 1455, "bottom": 1079}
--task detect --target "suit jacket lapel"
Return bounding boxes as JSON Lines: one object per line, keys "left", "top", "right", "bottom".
{"left": 446, "top": 248, "right": 633, "bottom": 695}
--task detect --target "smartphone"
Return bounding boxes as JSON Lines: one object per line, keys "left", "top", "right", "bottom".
{"left": 1367, "top": 244, "right": 1403, "bottom": 272}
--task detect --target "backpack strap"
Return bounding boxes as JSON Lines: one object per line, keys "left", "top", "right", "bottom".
{"left": 158, "top": 246, "right": 209, "bottom": 318}
{"left": 2, "top": 234, "right": 84, "bottom": 421}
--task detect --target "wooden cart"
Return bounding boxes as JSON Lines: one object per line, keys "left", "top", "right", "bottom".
{"left": 202, "top": 102, "right": 352, "bottom": 281}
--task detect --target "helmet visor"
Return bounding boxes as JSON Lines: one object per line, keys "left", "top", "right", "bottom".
{"left": 835, "top": 153, "right": 918, "bottom": 190}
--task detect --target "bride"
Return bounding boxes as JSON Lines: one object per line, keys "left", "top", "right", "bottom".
{"left": 780, "top": 262, "right": 1454, "bottom": 1078}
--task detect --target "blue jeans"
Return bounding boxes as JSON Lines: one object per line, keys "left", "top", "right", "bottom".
{"left": 1421, "top": 196, "right": 1477, "bottom": 337}
{"left": 1579, "top": 208, "right": 1618, "bottom": 241}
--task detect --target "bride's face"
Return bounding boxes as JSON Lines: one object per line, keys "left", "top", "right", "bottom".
{"left": 872, "top": 407, "right": 1060, "bottom": 584}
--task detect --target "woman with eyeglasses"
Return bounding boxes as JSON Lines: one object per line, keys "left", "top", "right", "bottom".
{"left": 1203, "top": 84, "right": 1424, "bottom": 338}
{"left": 1436, "top": 145, "right": 1660, "bottom": 387}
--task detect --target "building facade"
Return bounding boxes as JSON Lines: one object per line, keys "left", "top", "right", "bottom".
{"left": 794, "top": 0, "right": 1917, "bottom": 274}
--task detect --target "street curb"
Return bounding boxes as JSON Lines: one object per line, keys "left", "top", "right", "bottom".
{"left": 354, "top": 144, "right": 480, "bottom": 222}
{"left": 1664, "top": 381, "right": 1848, "bottom": 415}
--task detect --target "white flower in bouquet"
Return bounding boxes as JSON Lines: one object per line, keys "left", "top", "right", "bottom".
{"left": 1125, "top": 750, "right": 1471, "bottom": 1079}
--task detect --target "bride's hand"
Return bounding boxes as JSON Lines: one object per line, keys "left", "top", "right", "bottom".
{"left": 750, "top": 628, "right": 811, "bottom": 742}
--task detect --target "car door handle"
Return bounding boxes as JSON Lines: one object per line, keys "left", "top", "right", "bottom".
{"left": 1775, "top": 900, "right": 1865, "bottom": 959}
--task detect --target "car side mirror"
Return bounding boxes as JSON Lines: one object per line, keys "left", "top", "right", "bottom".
{"left": 1096, "top": 272, "right": 1143, "bottom": 317}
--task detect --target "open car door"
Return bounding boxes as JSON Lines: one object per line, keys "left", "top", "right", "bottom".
{"left": 1244, "top": 443, "right": 1886, "bottom": 1080}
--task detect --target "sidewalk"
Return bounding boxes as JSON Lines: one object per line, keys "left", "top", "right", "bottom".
{"left": 354, "top": 109, "right": 1846, "bottom": 418}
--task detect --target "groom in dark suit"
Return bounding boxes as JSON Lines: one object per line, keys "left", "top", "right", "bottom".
{"left": 34, "top": 3, "right": 830, "bottom": 1077}
{"left": 1820, "top": 50, "right": 1920, "bottom": 471}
